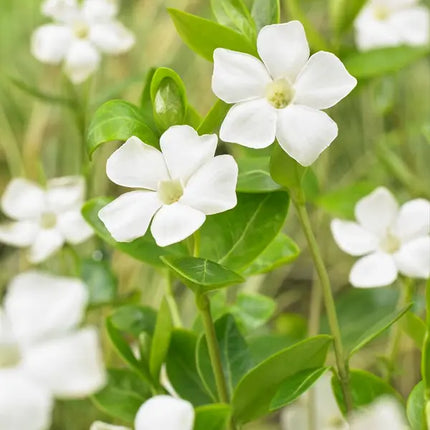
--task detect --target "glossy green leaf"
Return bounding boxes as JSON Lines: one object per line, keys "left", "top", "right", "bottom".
{"left": 168, "top": 9, "right": 257, "bottom": 61}
{"left": 232, "top": 335, "right": 332, "bottom": 423}
{"left": 161, "top": 256, "right": 244, "bottom": 292}
{"left": 349, "top": 304, "right": 412, "bottom": 356}
{"left": 344, "top": 46, "right": 430, "bottom": 80}
{"left": 82, "top": 198, "right": 188, "bottom": 267}
{"left": 197, "top": 100, "right": 230, "bottom": 135}
{"left": 199, "top": 191, "right": 290, "bottom": 272}
{"left": 236, "top": 156, "right": 281, "bottom": 193}
{"left": 109, "top": 305, "right": 157, "bottom": 338}
{"left": 139, "top": 67, "right": 158, "bottom": 132}
{"left": 251, "top": 0, "right": 280, "bottom": 30}
{"left": 194, "top": 404, "right": 231, "bottom": 430}
{"left": 270, "top": 367, "right": 329, "bottom": 410}
{"left": 243, "top": 233, "right": 300, "bottom": 276}
{"left": 402, "top": 311, "right": 426, "bottom": 349}
{"left": 166, "top": 329, "right": 213, "bottom": 406}
{"left": 330, "top": 0, "right": 367, "bottom": 35}
{"left": 86, "top": 100, "right": 159, "bottom": 157}
{"left": 407, "top": 381, "right": 425, "bottom": 430}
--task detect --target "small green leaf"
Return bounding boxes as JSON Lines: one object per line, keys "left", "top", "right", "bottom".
{"left": 161, "top": 256, "right": 244, "bottom": 292}
{"left": 330, "top": 0, "right": 367, "bottom": 35}
{"left": 251, "top": 0, "right": 280, "bottom": 30}
{"left": 109, "top": 305, "right": 157, "bottom": 338}
{"left": 168, "top": 9, "right": 257, "bottom": 61}
{"left": 194, "top": 404, "right": 231, "bottom": 430}
{"left": 232, "top": 335, "right": 332, "bottom": 423}
{"left": 197, "top": 100, "right": 230, "bottom": 135}
{"left": 407, "top": 381, "right": 425, "bottom": 430}
{"left": 237, "top": 156, "right": 281, "bottom": 193}
{"left": 402, "top": 311, "right": 426, "bottom": 349}
{"left": 270, "top": 367, "right": 329, "bottom": 410}
{"left": 86, "top": 100, "right": 159, "bottom": 157}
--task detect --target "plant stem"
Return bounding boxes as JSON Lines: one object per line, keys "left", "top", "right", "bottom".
{"left": 165, "top": 271, "right": 183, "bottom": 328}
{"left": 422, "top": 278, "right": 430, "bottom": 429}
{"left": 293, "top": 194, "right": 353, "bottom": 414}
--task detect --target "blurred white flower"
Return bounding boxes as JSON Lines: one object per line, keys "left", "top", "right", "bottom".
{"left": 0, "top": 271, "right": 106, "bottom": 430}
{"left": 31, "top": 0, "right": 135, "bottom": 84}
{"left": 331, "top": 187, "right": 430, "bottom": 288}
{"left": 0, "top": 176, "right": 93, "bottom": 263}
{"left": 355, "top": 0, "right": 430, "bottom": 51}
{"left": 91, "top": 395, "right": 194, "bottom": 430}
{"left": 281, "top": 373, "right": 348, "bottom": 430}
{"left": 99, "top": 125, "right": 238, "bottom": 247}
{"left": 211, "top": 21, "right": 357, "bottom": 166}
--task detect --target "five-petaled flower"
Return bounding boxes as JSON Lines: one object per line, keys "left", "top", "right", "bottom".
{"left": 355, "top": 0, "right": 430, "bottom": 51}
{"left": 90, "top": 395, "right": 194, "bottom": 430}
{"left": 211, "top": 21, "right": 357, "bottom": 166}
{"left": 31, "top": 0, "right": 135, "bottom": 84}
{"left": 98, "top": 125, "right": 238, "bottom": 247}
{"left": 0, "top": 176, "right": 93, "bottom": 263}
{"left": 331, "top": 187, "right": 430, "bottom": 288}
{"left": 0, "top": 271, "right": 106, "bottom": 430}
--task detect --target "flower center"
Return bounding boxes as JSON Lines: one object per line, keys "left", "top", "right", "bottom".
{"left": 266, "top": 79, "right": 294, "bottom": 109}
{"left": 373, "top": 5, "right": 390, "bottom": 20}
{"left": 40, "top": 212, "right": 57, "bottom": 229}
{"left": 0, "top": 342, "right": 21, "bottom": 368}
{"left": 380, "top": 230, "right": 401, "bottom": 254}
{"left": 157, "top": 179, "right": 184, "bottom": 205}
{"left": 73, "top": 21, "right": 90, "bottom": 39}
{"left": 327, "top": 416, "right": 346, "bottom": 428}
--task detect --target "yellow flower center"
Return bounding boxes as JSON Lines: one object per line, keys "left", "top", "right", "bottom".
{"left": 328, "top": 416, "right": 346, "bottom": 428}
{"left": 73, "top": 21, "right": 90, "bottom": 39}
{"left": 0, "top": 343, "right": 21, "bottom": 368}
{"left": 266, "top": 79, "right": 294, "bottom": 109}
{"left": 40, "top": 212, "right": 57, "bottom": 229}
{"left": 380, "top": 230, "right": 401, "bottom": 254}
{"left": 373, "top": 5, "right": 390, "bottom": 20}
{"left": 158, "top": 179, "right": 183, "bottom": 205}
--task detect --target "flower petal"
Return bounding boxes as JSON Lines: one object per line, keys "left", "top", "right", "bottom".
{"left": 90, "top": 422, "right": 131, "bottom": 430}
{"left": 46, "top": 176, "right": 85, "bottom": 213}
{"left": 0, "top": 221, "right": 39, "bottom": 247}
{"left": 151, "top": 203, "right": 205, "bottom": 247}
{"left": 393, "top": 198, "right": 430, "bottom": 242}
{"left": 212, "top": 48, "right": 272, "bottom": 103}
{"left": 220, "top": 99, "right": 277, "bottom": 149}
{"left": 391, "top": 7, "right": 430, "bottom": 46}
{"left": 349, "top": 252, "right": 398, "bottom": 288}
{"left": 21, "top": 327, "right": 106, "bottom": 398}
{"left": 82, "top": 0, "right": 118, "bottom": 22}
{"left": 98, "top": 191, "right": 161, "bottom": 242}
{"left": 90, "top": 21, "right": 135, "bottom": 54}
{"left": 64, "top": 39, "right": 101, "bottom": 84}
{"left": 276, "top": 105, "right": 338, "bottom": 166}
{"left": 4, "top": 271, "right": 88, "bottom": 345}
{"left": 134, "top": 395, "right": 194, "bottom": 430}
{"left": 257, "top": 21, "right": 309, "bottom": 81}
{"left": 331, "top": 219, "right": 378, "bottom": 256}
{"left": 355, "top": 187, "right": 398, "bottom": 237}
{"left": 56, "top": 209, "right": 93, "bottom": 244}
{"left": 294, "top": 52, "right": 357, "bottom": 109}
{"left": 41, "top": 0, "right": 79, "bottom": 22}
{"left": 160, "top": 125, "right": 217, "bottom": 183}
{"left": 0, "top": 369, "right": 53, "bottom": 430}
{"left": 28, "top": 228, "right": 65, "bottom": 263}
{"left": 31, "top": 24, "right": 72, "bottom": 64}
{"left": 1, "top": 178, "right": 45, "bottom": 220}
{"left": 106, "top": 136, "right": 169, "bottom": 190}
{"left": 181, "top": 155, "right": 238, "bottom": 215}
{"left": 394, "top": 236, "right": 430, "bottom": 279}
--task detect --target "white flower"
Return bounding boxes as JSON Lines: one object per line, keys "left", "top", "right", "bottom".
{"left": 331, "top": 187, "right": 430, "bottom": 288}
{"left": 211, "top": 21, "right": 357, "bottom": 166}
{"left": 281, "top": 373, "right": 348, "bottom": 430}
{"left": 31, "top": 0, "right": 135, "bottom": 84}
{"left": 0, "top": 176, "right": 93, "bottom": 263}
{"left": 355, "top": 0, "right": 430, "bottom": 51}
{"left": 98, "top": 125, "right": 238, "bottom": 247}
{"left": 0, "top": 271, "right": 106, "bottom": 430}
{"left": 91, "top": 395, "right": 194, "bottom": 430}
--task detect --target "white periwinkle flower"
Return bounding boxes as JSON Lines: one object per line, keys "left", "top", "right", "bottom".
{"left": 31, "top": 0, "right": 135, "bottom": 84}
{"left": 91, "top": 395, "right": 194, "bottom": 430}
{"left": 0, "top": 271, "right": 106, "bottom": 430}
{"left": 98, "top": 125, "right": 238, "bottom": 247}
{"left": 331, "top": 187, "right": 430, "bottom": 288}
{"left": 0, "top": 176, "right": 93, "bottom": 263}
{"left": 355, "top": 0, "right": 430, "bottom": 51}
{"left": 211, "top": 21, "right": 357, "bottom": 166}
{"left": 281, "top": 373, "right": 347, "bottom": 430}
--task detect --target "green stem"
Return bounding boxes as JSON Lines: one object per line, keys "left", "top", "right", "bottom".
{"left": 165, "top": 271, "right": 183, "bottom": 328}
{"left": 422, "top": 278, "right": 430, "bottom": 427}
{"left": 293, "top": 194, "right": 353, "bottom": 414}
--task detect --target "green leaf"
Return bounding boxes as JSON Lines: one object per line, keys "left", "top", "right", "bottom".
{"left": 91, "top": 368, "right": 150, "bottom": 423}
{"left": 270, "top": 367, "right": 329, "bottom": 410}
{"left": 236, "top": 156, "right": 281, "bottom": 193}
{"left": 109, "top": 305, "right": 157, "bottom": 338}
{"left": 168, "top": 9, "right": 257, "bottom": 61}
{"left": 243, "top": 233, "right": 300, "bottom": 276}
{"left": 150, "top": 67, "right": 187, "bottom": 133}
{"left": 251, "top": 0, "right": 280, "bottom": 30}
{"left": 407, "top": 381, "right": 426, "bottom": 430}
{"left": 86, "top": 100, "right": 159, "bottom": 157}
{"left": 349, "top": 304, "right": 412, "bottom": 356}
{"left": 161, "top": 256, "right": 244, "bottom": 292}
{"left": 82, "top": 197, "right": 188, "bottom": 267}
{"left": 199, "top": 191, "right": 290, "bottom": 272}
{"left": 332, "top": 369, "right": 400, "bottom": 415}
{"left": 81, "top": 258, "right": 117, "bottom": 306}
{"left": 197, "top": 314, "right": 253, "bottom": 398}
{"left": 197, "top": 100, "right": 230, "bottom": 135}
{"left": 149, "top": 298, "right": 173, "bottom": 380}
{"left": 343, "top": 46, "right": 430, "bottom": 80}
{"left": 166, "top": 329, "right": 213, "bottom": 406}
{"left": 330, "top": 0, "right": 367, "bottom": 35}
{"left": 232, "top": 335, "right": 332, "bottom": 423}
{"left": 194, "top": 404, "right": 231, "bottom": 430}
{"left": 402, "top": 311, "right": 426, "bottom": 349}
